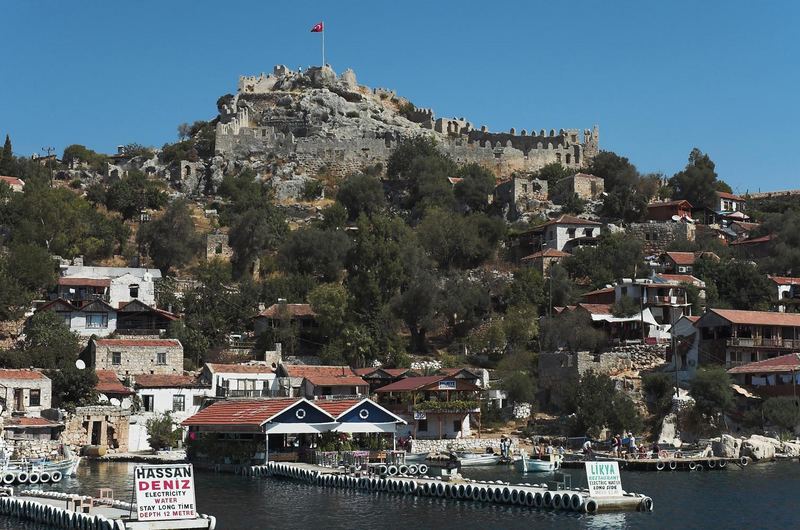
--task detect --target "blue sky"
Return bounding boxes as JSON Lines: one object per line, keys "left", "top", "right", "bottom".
{"left": 2, "top": 1, "right": 797, "bottom": 192}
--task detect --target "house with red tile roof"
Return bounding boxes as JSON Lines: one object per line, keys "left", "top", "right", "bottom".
{"left": 769, "top": 275, "right": 800, "bottom": 312}
{"left": 0, "top": 176, "right": 25, "bottom": 192}
{"left": 646, "top": 199, "right": 693, "bottom": 222}
{"left": 716, "top": 191, "right": 746, "bottom": 213}
{"left": 727, "top": 353, "right": 800, "bottom": 398}
{"left": 352, "top": 367, "right": 420, "bottom": 392}
{"left": 520, "top": 247, "right": 570, "bottom": 274}
{"left": 181, "top": 397, "right": 405, "bottom": 464}
{"left": 658, "top": 251, "right": 720, "bottom": 274}
{"left": 0, "top": 369, "right": 51, "bottom": 418}
{"left": 375, "top": 375, "right": 481, "bottom": 439}
{"left": 129, "top": 373, "right": 210, "bottom": 452}
{"left": 90, "top": 338, "right": 183, "bottom": 377}
{"left": 275, "top": 364, "right": 368, "bottom": 398}
{"left": 693, "top": 308, "right": 800, "bottom": 369}
{"left": 201, "top": 362, "right": 277, "bottom": 399}
{"left": 253, "top": 302, "right": 318, "bottom": 336}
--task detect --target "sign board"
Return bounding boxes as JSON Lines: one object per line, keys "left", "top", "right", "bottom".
{"left": 413, "top": 411, "right": 427, "bottom": 420}
{"left": 135, "top": 464, "right": 197, "bottom": 521}
{"left": 585, "top": 461, "right": 623, "bottom": 497}
{"left": 437, "top": 380, "right": 457, "bottom": 390}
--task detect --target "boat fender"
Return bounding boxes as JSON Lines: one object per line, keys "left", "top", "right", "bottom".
{"left": 739, "top": 456, "right": 749, "bottom": 467}
{"left": 688, "top": 462, "right": 697, "bottom": 471}
{"left": 470, "top": 486, "right": 480, "bottom": 501}
{"left": 552, "top": 493, "right": 563, "bottom": 510}
{"left": 387, "top": 465, "right": 398, "bottom": 476}
{"left": 510, "top": 488, "right": 519, "bottom": 504}
{"left": 707, "top": 459, "right": 716, "bottom": 469}
{"left": 585, "top": 498, "right": 598, "bottom": 514}
{"left": 435, "top": 482, "right": 445, "bottom": 497}
{"left": 378, "top": 464, "right": 388, "bottom": 475}
{"left": 571, "top": 494, "right": 584, "bottom": 511}
{"left": 16, "top": 472, "right": 28, "bottom": 484}
{"left": 718, "top": 459, "right": 727, "bottom": 469}
{"left": 422, "top": 482, "right": 431, "bottom": 496}
{"left": 463, "top": 484, "right": 472, "bottom": 498}
{"left": 398, "top": 465, "right": 409, "bottom": 475}
{"left": 543, "top": 491, "right": 553, "bottom": 508}
{"left": 478, "top": 486, "right": 488, "bottom": 502}
{"left": 402, "top": 481, "right": 411, "bottom": 494}
{"left": 695, "top": 464, "right": 704, "bottom": 471}
{"left": 501, "top": 487, "right": 512, "bottom": 503}
{"left": 655, "top": 461, "right": 665, "bottom": 471}
{"left": 418, "top": 464, "right": 428, "bottom": 475}
{"left": 640, "top": 496, "right": 654, "bottom": 512}
{"left": 407, "top": 465, "right": 418, "bottom": 475}
{"left": 668, "top": 460, "right": 677, "bottom": 471}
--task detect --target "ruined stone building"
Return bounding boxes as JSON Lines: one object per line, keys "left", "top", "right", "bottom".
{"left": 215, "top": 65, "right": 599, "bottom": 179}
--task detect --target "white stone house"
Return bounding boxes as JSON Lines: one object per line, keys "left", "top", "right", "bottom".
{"left": 769, "top": 275, "right": 800, "bottom": 312}
{"left": 129, "top": 374, "right": 210, "bottom": 452}
{"left": 535, "top": 215, "right": 602, "bottom": 252}
{"left": 200, "top": 363, "right": 278, "bottom": 398}
{"left": 715, "top": 191, "right": 746, "bottom": 213}
{"left": 57, "top": 265, "right": 161, "bottom": 308}
{"left": 37, "top": 299, "right": 118, "bottom": 337}
{"left": 0, "top": 369, "right": 52, "bottom": 417}
{"left": 90, "top": 338, "right": 184, "bottom": 377}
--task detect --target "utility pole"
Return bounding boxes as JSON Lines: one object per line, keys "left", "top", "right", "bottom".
{"left": 42, "top": 146, "right": 55, "bottom": 187}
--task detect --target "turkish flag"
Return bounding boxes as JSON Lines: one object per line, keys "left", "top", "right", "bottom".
{"left": 310, "top": 22, "right": 324, "bottom": 32}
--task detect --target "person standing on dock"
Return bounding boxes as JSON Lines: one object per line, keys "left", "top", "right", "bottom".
{"left": 628, "top": 432, "right": 637, "bottom": 456}
{"left": 582, "top": 438, "right": 593, "bottom": 458}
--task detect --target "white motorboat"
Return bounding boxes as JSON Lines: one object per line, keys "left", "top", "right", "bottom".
{"left": 404, "top": 452, "right": 429, "bottom": 464}
{"left": 515, "top": 453, "right": 561, "bottom": 473}
{"left": 456, "top": 452, "right": 502, "bottom": 466}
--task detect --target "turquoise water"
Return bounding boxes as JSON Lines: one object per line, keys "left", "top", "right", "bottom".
{"left": 1, "top": 460, "right": 798, "bottom": 529}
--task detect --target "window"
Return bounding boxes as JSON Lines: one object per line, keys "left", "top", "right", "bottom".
{"left": 142, "top": 395, "right": 154, "bottom": 412}
{"left": 417, "top": 419, "right": 428, "bottom": 432}
{"left": 129, "top": 284, "right": 139, "bottom": 298}
{"left": 172, "top": 395, "right": 185, "bottom": 412}
{"left": 29, "top": 389, "right": 41, "bottom": 407}
{"left": 453, "top": 420, "right": 461, "bottom": 433}
{"left": 521, "top": 184, "right": 528, "bottom": 193}
{"left": 156, "top": 352, "right": 167, "bottom": 365}
{"left": 584, "top": 228, "right": 593, "bottom": 237}
{"left": 85, "top": 313, "right": 108, "bottom": 328}
{"left": 193, "top": 395, "right": 205, "bottom": 407}
{"left": 567, "top": 228, "right": 576, "bottom": 238}
{"left": 112, "top": 352, "right": 122, "bottom": 366}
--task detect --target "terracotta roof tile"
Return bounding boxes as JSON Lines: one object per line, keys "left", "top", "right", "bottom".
{"left": 769, "top": 276, "right": 800, "bottom": 286}
{"left": 95, "top": 370, "right": 133, "bottom": 395}
{"left": 135, "top": 374, "right": 201, "bottom": 388}
{"left": 716, "top": 191, "right": 745, "bottom": 201}
{"left": 647, "top": 200, "right": 693, "bottom": 208}
{"left": 730, "top": 234, "right": 776, "bottom": 246}
{"left": 0, "top": 176, "right": 24, "bottom": 187}
{"left": 657, "top": 274, "right": 703, "bottom": 285}
{"left": 304, "top": 375, "right": 368, "bottom": 387}
{"left": 4, "top": 417, "right": 59, "bottom": 428}
{"left": 576, "top": 303, "right": 613, "bottom": 315}
{"left": 57, "top": 277, "right": 111, "bottom": 287}
{"left": 376, "top": 375, "right": 479, "bottom": 393}
{"left": 182, "top": 398, "right": 300, "bottom": 428}
{"left": 256, "top": 304, "right": 316, "bottom": 319}
{"left": 0, "top": 369, "right": 47, "bottom": 380}
{"left": 664, "top": 252, "right": 696, "bottom": 265}
{"left": 728, "top": 353, "right": 800, "bottom": 374}
{"left": 521, "top": 248, "right": 570, "bottom": 260}
{"left": 706, "top": 308, "right": 800, "bottom": 327}
{"left": 283, "top": 365, "right": 355, "bottom": 378}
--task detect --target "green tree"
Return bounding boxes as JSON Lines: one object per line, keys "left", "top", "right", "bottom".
{"left": 308, "top": 283, "right": 349, "bottom": 339}
{"left": 612, "top": 295, "right": 639, "bottom": 318}
{"left": 495, "top": 351, "right": 537, "bottom": 404}
{"left": 762, "top": 397, "right": 800, "bottom": 439}
{"left": 61, "top": 144, "right": 108, "bottom": 172}
{"left": 454, "top": 163, "right": 495, "bottom": 212}
{"left": 566, "top": 371, "right": 643, "bottom": 437}
{"left": 229, "top": 205, "right": 289, "bottom": 278}
{"left": 540, "top": 311, "right": 607, "bottom": 352}
{"left": 559, "top": 192, "right": 586, "bottom": 214}
{"left": 6, "top": 244, "right": 56, "bottom": 293}
{"left": 16, "top": 311, "right": 82, "bottom": 369}
{"left": 146, "top": 412, "right": 182, "bottom": 451}
{"left": 503, "top": 267, "right": 545, "bottom": 310}
{"left": 642, "top": 372, "right": 675, "bottom": 416}
{"left": 563, "top": 232, "right": 643, "bottom": 289}
{"left": 278, "top": 227, "right": 351, "bottom": 282}
{"left": 583, "top": 151, "right": 639, "bottom": 193}
{"left": 417, "top": 209, "right": 503, "bottom": 269}
{"left": 532, "top": 162, "right": 573, "bottom": 190}
{"left": 0, "top": 264, "right": 33, "bottom": 320}
{"left": 669, "top": 148, "right": 730, "bottom": 211}
{"left": 438, "top": 274, "right": 491, "bottom": 337}
{"left": 105, "top": 170, "right": 167, "bottom": 219}
{"left": 406, "top": 155, "right": 458, "bottom": 214}
{"left": 46, "top": 367, "right": 98, "bottom": 412}
{"left": 391, "top": 270, "right": 438, "bottom": 353}
{"left": 693, "top": 259, "right": 771, "bottom": 310}
{"left": 689, "top": 367, "right": 734, "bottom": 420}
{"left": 336, "top": 173, "right": 386, "bottom": 221}
{"left": 138, "top": 200, "right": 201, "bottom": 273}
{"left": 386, "top": 136, "right": 440, "bottom": 179}
{"left": 0, "top": 135, "right": 12, "bottom": 175}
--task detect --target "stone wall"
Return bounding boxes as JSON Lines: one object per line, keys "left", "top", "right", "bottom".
{"left": 92, "top": 340, "right": 183, "bottom": 377}
{"left": 206, "top": 232, "right": 233, "bottom": 261}
{"left": 5, "top": 439, "right": 62, "bottom": 460}
{"left": 559, "top": 174, "right": 605, "bottom": 200}
{"left": 62, "top": 406, "right": 131, "bottom": 453}
{"left": 627, "top": 221, "right": 695, "bottom": 255}
{"left": 410, "top": 437, "right": 519, "bottom": 455}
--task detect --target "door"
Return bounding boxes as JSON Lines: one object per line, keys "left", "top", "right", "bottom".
{"left": 13, "top": 389, "right": 23, "bottom": 412}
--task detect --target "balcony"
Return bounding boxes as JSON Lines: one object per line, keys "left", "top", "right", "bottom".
{"left": 727, "top": 337, "right": 800, "bottom": 348}
{"left": 216, "top": 388, "right": 277, "bottom": 398}
{"left": 644, "top": 296, "right": 687, "bottom": 305}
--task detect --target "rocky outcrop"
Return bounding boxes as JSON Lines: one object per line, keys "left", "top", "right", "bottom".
{"left": 742, "top": 435, "right": 779, "bottom": 461}
{"left": 712, "top": 434, "right": 742, "bottom": 458}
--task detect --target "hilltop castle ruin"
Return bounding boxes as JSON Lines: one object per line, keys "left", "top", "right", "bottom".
{"left": 215, "top": 65, "right": 599, "bottom": 177}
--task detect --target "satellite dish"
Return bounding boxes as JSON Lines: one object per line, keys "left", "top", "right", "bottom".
{"left": 671, "top": 215, "right": 681, "bottom": 222}
{"left": 75, "top": 359, "right": 86, "bottom": 370}
{"left": 110, "top": 398, "right": 120, "bottom": 407}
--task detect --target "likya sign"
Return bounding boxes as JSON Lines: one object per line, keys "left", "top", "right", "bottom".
{"left": 135, "top": 464, "right": 197, "bottom": 521}
{"left": 584, "top": 461, "right": 623, "bottom": 497}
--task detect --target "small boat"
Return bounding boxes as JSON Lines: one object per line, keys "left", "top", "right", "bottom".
{"left": 515, "top": 453, "right": 562, "bottom": 473}
{"left": 456, "top": 452, "right": 502, "bottom": 466}
{"left": 404, "top": 452, "right": 429, "bottom": 464}
{"left": 0, "top": 445, "right": 81, "bottom": 485}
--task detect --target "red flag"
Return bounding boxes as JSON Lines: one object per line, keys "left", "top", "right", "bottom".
{"left": 310, "top": 22, "right": 324, "bottom": 33}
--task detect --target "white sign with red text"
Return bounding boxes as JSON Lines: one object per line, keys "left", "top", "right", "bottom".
{"left": 135, "top": 464, "right": 197, "bottom": 521}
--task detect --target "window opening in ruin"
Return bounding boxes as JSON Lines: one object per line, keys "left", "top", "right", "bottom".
{"left": 566, "top": 154, "right": 571, "bottom": 164}
{"left": 112, "top": 352, "right": 122, "bottom": 366}
{"left": 30, "top": 389, "right": 40, "bottom": 407}
{"left": 556, "top": 153, "right": 562, "bottom": 163}
{"left": 173, "top": 395, "right": 185, "bottom": 412}
{"left": 215, "top": 244, "right": 223, "bottom": 254}
{"left": 156, "top": 352, "right": 167, "bottom": 365}
{"left": 184, "top": 165, "right": 192, "bottom": 178}
{"left": 453, "top": 420, "right": 461, "bottom": 434}
{"left": 591, "top": 181, "right": 597, "bottom": 196}
{"left": 417, "top": 419, "right": 428, "bottom": 432}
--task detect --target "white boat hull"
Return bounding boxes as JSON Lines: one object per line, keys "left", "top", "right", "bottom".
{"left": 458, "top": 454, "right": 502, "bottom": 466}
{"left": 515, "top": 455, "right": 561, "bottom": 473}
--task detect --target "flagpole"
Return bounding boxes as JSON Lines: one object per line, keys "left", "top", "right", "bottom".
{"left": 322, "top": 22, "right": 326, "bottom": 66}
